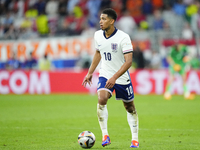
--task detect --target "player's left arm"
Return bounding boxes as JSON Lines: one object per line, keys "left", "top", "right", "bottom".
{"left": 105, "top": 52, "right": 133, "bottom": 89}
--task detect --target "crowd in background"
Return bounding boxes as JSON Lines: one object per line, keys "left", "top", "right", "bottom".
{"left": 0, "top": 0, "right": 200, "bottom": 70}
{"left": 0, "top": 0, "right": 200, "bottom": 39}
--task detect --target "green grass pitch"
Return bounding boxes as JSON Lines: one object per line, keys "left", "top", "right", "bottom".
{"left": 0, "top": 94, "right": 200, "bottom": 150}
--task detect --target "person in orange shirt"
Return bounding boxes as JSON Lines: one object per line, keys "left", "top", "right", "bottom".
{"left": 152, "top": 0, "right": 163, "bottom": 9}
{"left": 126, "top": 0, "right": 143, "bottom": 17}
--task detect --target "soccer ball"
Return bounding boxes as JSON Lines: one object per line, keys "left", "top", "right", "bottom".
{"left": 78, "top": 131, "right": 95, "bottom": 149}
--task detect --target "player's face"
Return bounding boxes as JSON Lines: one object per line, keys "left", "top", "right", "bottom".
{"left": 99, "top": 14, "right": 113, "bottom": 31}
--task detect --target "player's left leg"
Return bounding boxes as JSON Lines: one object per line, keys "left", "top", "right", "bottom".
{"left": 123, "top": 101, "right": 139, "bottom": 148}
{"left": 181, "top": 70, "right": 194, "bottom": 100}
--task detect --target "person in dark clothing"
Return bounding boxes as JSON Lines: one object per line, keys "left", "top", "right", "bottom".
{"left": 133, "top": 45, "right": 145, "bottom": 69}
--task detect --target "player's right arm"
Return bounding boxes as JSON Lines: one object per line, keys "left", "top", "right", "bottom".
{"left": 82, "top": 50, "right": 101, "bottom": 87}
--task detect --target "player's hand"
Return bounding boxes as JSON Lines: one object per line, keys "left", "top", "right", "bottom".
{"left": 105, "top": 77, "right": 116, "bottom": 89}
{"left": 173, "top": 64, "right": 181, "bottom": 72}
{"left": 183, "top": 56, "right": 190, "bottom": 63}
{"left": 82, "top": 73, "right": 93, "bottom": 87}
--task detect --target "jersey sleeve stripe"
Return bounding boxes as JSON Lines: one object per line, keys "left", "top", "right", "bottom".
{"left": 123, "top": 49, "right": 133, "bottom": 53}
{"left": 124, "top": 51, "right": 133, "bottom": 54}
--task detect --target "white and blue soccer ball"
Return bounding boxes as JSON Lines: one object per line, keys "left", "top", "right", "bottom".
{"left": 78, "top": 131, "right": 95, "bottom": 149}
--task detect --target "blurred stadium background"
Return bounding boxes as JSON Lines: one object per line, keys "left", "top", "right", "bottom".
{"left": 0, "top": 0, "right": 200, "bottom": 95}
{"left": 0, "top": 0, "right": 200, "bottom": 149}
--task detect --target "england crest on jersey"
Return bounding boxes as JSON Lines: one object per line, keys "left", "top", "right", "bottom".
{"left": 111, "top": 43, "right": 118, "bottom": 53}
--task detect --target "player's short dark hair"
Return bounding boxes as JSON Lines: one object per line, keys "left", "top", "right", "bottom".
{"left": 102, "top": 8, "right": 117, "bottom": 21}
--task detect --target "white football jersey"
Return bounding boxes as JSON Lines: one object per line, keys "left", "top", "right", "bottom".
{"left": 94, "top": 28, "right": 133, "bottom": 85}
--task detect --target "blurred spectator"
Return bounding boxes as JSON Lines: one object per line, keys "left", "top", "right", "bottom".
{"left": 152, "top": 0, "right": 163, "bottom": 9}
{"left": 110, "top": 0, "right": 123, "bottom": 17}
{"left": 163, "top": 0, "right": 175, "bottom": 7}
{"left": 117, "top": 10, "right": 136, "bottom": 36}
{"left": 131, "top": 21, "right": 149, "bottom": 40}
{"left": 132, "top": 45, "right": 145, "bottom": 69}
{"left": 18, "top": 27, "right": 38, "bottom": 39}
{"left": 183, "top": 0, "right": 194, "bottom": 5}
{"left": 185, "top": 0, "right": 199, "bottom": 22}
{"left": 150, "top": 50, "right": 162, "bottom": 69}
{"left": 0, "top": 24, "right": 3, "bottom": 39}
{"left": 8, "top": 0, "right": 19, "bottom": 14}
{"left": 58, "top": 11, "right": 85, "bottom": 36}
{"left": 182, "top": 22, "right": 193, "bottom": 39}
{"left": 126, "top": 0, "right": 143, "bottom": 17}
{"left": 58, "top": 0, "right": 68, "bottom": 16}
{"left": 23, "top": 0, "right": 30, "bottom": 14}
{"left": 87, "top": 0, "right": 101, "bottom": 27}
{"left": 173, "top": 0, "right": 186, "bottom": 16}
{"left": 100, "top": 0, "right": 111, "bottom": 10}
{"left": 34, "top": 0, "right": 46, "bottom": 15}
{"left": 73, "top": 5, "right": 83, "bottom": 19}
{"left": 18, "top": 16, "right": 38, "bottom": 39}
{"left": 186, "top": 1, "right": 198, "bottom": 17}
{"left": 152, "top": 9, "right": 167, "bottom": 30}
{"left": 3, "top": 0, "right": 12, "bottom": 13}
{"left": 16, "top": 0, "right": 25, "bottom": 18}
{"left": 0, "top": 1, "right": 5, "bottom": 15}
{"left": 142, "top": 0, "right": 153, "bottom": 15}
{"left": 163, "top": 4, "right": 185, "bottom": 36}
{"left": 45, "top": 0, "right": 59, "bottom": 36}
{"left": 19, "top": 17, "right": 38, "bottom": 39}
{"left": 20, "top": 17, "right": 32, "bottom": 30}
{"left": 67, "top": 0, "right": 80, "bottom": 14}
{"left": 6, "top": 52, "right": 20, "bottom": 70}
{"left": 1, "top": 11, "right": 14, "bottom": 33}
{"left": 76, "top": 51, "right": 92, "bottom": 69}
{"left": 25, "top": 5, "right": 38, "bottom": 19}
{"left": 25, "top": 52, "right": 38, "bottom": 70}
{"left": 45, "top": 0, "right": 59, "bottom": 19}
{"left": 79, "top": 0, "right": 89, "bottom": 16}
{"left": 36, "top": 11, "right": 49, "bottom": 36}
{"left": 48, "top": 18, "right": 58, "bottom": 36}
{"left": 163, "top": 4, "right": 176, "bottom": 29}
{"left": 38, "top": 53, "right": 51, "bottom": 71}
{"left": 191, "top": 8, "right": 200, "bottom": 33}
{"left": 28, "top": 0, "right": 38, "bottom": 8}
{"left": 4, "top": 23, "right": 19, "bottom": 39}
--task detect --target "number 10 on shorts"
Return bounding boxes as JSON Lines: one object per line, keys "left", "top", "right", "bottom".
{"left": 126, "top": 86, "right": 133, "bottom": 96}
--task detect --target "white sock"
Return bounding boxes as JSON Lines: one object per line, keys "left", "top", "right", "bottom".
{"left": 97, "top": 103, "right": 108, "bottom": 137}
{"left": 127, "top": 111, "right": 138, "bottom": 141}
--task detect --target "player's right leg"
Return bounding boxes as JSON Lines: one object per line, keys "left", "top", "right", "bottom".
{"left": 97, "top": 77, "right": 113, "bottom": 147}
